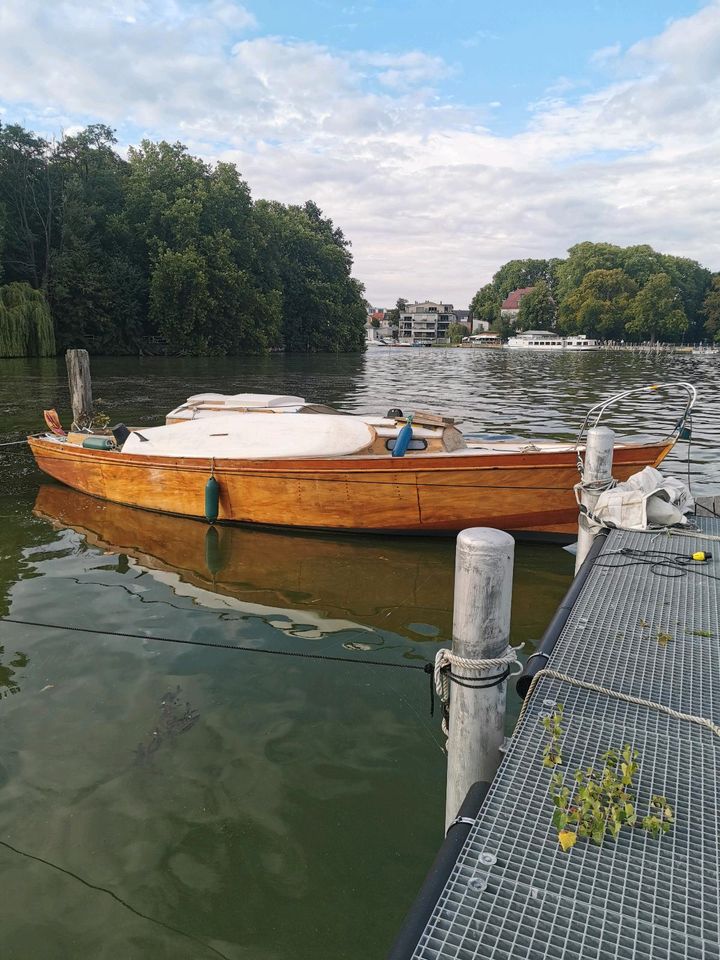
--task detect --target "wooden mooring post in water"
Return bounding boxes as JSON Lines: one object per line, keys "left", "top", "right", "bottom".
{"left": 65, "top": 349, "right": 93, "bottom": 429}
{"left": 444, "top": 528, "right": 515, "bottom": 831}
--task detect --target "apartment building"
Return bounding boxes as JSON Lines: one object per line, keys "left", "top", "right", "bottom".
{"left": 399, "top": 301, "right": 458, "bottom": 344}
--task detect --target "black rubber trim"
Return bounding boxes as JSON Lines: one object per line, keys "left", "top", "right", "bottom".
{"left": 515, "top": 528, "right": 609, "bottom": 699}
{"left": 386, "top": 780, "right": 490, "bottom": 960}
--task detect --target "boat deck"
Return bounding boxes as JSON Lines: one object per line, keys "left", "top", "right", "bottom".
{"left": 34, "top": 431, "right": 651, "bottom": 459}
{"left": 408, "top": 518, "right": 720, "bottom": 960}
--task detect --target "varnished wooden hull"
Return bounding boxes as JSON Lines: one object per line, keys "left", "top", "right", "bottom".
{"left": 28, "top": 436, "right": 674, "bottom": 537}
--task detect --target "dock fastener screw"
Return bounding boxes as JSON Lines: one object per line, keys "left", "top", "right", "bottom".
{"left": 479, "top": 852, "right": 496, "bottom": 866}
{"left": 468, "top": 874, "right": 488, "bottom": 893}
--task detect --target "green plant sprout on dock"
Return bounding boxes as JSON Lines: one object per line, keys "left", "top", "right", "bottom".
{"left": 542, "top": 705, "right": 674, "bottom": 852}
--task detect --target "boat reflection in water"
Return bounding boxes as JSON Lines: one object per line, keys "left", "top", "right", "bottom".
{"left": 33, "top": 484, "right": 457, "bottom": 643}
{"left": 33, "top": 484, "right": 574, "bottom": 654}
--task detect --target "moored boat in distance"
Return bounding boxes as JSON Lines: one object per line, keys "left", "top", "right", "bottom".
{"left": 27, "top": 384, "right": 695, "bottom": 540}
{"left": 506, "top": 331, "right": 600, "bottom": 350}
{"left": 564, "top": 334, "right": 600, "bottom": 350}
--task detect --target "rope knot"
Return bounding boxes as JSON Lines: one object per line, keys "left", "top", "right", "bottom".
{"left": 434, "top": 644, "right": 523, "bottom": 743}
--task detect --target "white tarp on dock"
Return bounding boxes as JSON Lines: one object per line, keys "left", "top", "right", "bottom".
{"left": 591, "top": 465, "right": 694, "bottom": 530}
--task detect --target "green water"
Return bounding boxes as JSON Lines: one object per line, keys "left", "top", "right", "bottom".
{"left": 0, "top": 350, "right": 717, "bottom": 959}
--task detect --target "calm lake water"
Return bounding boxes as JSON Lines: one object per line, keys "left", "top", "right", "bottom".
{"left": 0, "top": 349, "right": 718, "bottom": 959}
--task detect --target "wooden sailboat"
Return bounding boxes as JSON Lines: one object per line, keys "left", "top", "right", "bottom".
{"left": 27, "top": 384, "right": 695, "bottom": 539}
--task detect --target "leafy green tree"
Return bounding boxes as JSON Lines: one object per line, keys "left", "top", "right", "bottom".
{"left": 0, "top": 204, "right": 5, "bottom": 281}
{"left": 559, "top": 269, "right": 638, "bottom": 339}
{"left": 470, "top": 259, "right": 560, "bottom": 328}
{"left": 621, "top": 244, "right": 668, "bottom": 286}
{"left": 0, "top": 282, "right": 55, "bottom": 356}
{"left": 661, "top": 255, "right": 712, "bottom": 339}
{"left": 701, "top": 275, "right": 720, "bottom": 342}
{"left": 0, "top": 123, "right": 57, "bottom": 290}
{"left": 626, "top": 273, "right": 687, "bottom": 342}
{"left": 385, "top": 297, "right": 407, "bottom": 325}
{"left": 253, "top": 200, "right": 366, "bottom": 352}
{"left": 447, "top": 322, "right": 467, "bottom": 344}
{"left": 555, "top": 241, "right": 711, "bottom": 339}
{"left": 516, "top": 280, "right": 556, "bottom": 331}
{"left": 123, "top": 141, "right": 280, "bottom": 354}
{"left": 555, "top": 243, "right": 626, "bottom": 303}
{"left": 489, "top": 258, "right": 557, "bottom": 300}
{"left": 470, "top": 283, "right": 498, "bottom": 326}
{"left": 49, "top": 126, "right": 144, "bottom": 352}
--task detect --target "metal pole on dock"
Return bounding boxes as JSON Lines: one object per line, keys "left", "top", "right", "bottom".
{"left": 575, "top": 426, "right": 614, "bottom": 573}
{"left": 65, "top": 349, "right": 93, "bottom": 429}
{"left": 445, "top": 528, "right": 514, "bottom": 832}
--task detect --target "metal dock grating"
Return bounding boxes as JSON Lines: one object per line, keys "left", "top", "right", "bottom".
{"left": 414, "top": 519, "right": 720, "bottom": 960}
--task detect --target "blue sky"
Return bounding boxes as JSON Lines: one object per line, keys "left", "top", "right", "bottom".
{"left": 1, "top": 0, "right": 718, "bottom": 306}
{"left": 259, "top": 0, "right": 704, "bottom": 132}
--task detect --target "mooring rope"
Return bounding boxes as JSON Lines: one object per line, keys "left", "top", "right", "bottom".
{"left": 0, "top": 434, "right": 43, "bottom": 447}
{"left": 518, "top": 667, "right": 720, "bottom": 739}
{"left": 434, "top": 645, "right": 523, "bottom": 742}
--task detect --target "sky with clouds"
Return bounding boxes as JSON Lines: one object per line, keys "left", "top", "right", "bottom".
{"left": 1, "top": 0, "right": 718, "bottom": 307}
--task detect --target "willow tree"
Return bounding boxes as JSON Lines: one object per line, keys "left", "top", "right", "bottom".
{"left": 0, "top": 282, "right": 55, "bottom": 356}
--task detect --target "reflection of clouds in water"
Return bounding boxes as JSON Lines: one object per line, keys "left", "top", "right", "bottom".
{"left": 141, "top": 564, "right": 375, "bottom": 641}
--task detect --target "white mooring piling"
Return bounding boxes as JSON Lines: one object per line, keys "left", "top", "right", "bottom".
{"left": 65, "top": 349, "right": 94, "bottom": 429}
{"left": 574, "top": 426, "right": 615, "bottom": 573}
{"left": 445, "top": 528, "right": 515, "bottom": 832}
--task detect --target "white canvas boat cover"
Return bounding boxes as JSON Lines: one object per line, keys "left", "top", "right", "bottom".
{"left": 185, "top": 393, "right": 306, "bottom": 408}
{"left": 589, "top": 466, "right": 694, "bottom": 531}
{"left": 166, "top": 393, "right": 308, "bottom": 422}
{"left": 122, "top": 413, "right": 374, "bottom": 460}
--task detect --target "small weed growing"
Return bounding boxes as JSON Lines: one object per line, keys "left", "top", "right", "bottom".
{"left": 543, "top": 705, "right": 674, "bottom": 851}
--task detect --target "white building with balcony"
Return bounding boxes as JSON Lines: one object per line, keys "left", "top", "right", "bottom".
{"left": 399, "top": 301, "right": 462, "bottom": 345}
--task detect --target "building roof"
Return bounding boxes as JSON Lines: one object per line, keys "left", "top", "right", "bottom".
{"left": 500, "top": 287, "right": 535, "bottom": 310}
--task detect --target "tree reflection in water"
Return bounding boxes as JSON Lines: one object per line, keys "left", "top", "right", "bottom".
{"left": 0, "top": 647, "right": 29, "bottom": 697}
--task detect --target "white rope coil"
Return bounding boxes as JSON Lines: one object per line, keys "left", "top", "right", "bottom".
{"left": 434, "top": 645, "right": 523, "bottom": 741}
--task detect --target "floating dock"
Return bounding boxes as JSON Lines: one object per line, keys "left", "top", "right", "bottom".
{"left": 394, "top": 518, "right": 720, "bottom": 960}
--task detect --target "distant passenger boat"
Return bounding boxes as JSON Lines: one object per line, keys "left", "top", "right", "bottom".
{"left": 27, "top": 384, "right": 695, "bottom": 539}
{"left": 564, "top": 335, "right": 601, "bottom": 350}
{"left": 506, "top": 331, "right": 600, "bottom": 350}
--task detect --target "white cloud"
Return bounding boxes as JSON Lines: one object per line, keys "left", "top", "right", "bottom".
{"left": 590, "top": 42, "right": 622, "bottom": 65}
{"left": 358, "top": 50, "right": 450, "bottom": 90}
{"left": 460, "top": 29, "right": 500, "bottom": 48}
{"left": 1, "top": 0, "right": 720, "bottom": 306}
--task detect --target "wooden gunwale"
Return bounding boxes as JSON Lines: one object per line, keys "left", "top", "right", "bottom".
{"left": 26, "top": 436, "right": 673, "bottom": 475}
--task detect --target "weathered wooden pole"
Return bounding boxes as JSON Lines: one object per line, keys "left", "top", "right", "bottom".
{"left": 445, "top": 528, "right": 514, "bottom": 831}
{"left": 575, "top": 426, "right": 614, "bottom": 573}
{"left": 65, "top": 349, "right": 93, "bottom": 429}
